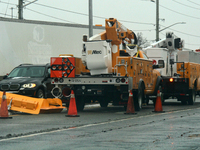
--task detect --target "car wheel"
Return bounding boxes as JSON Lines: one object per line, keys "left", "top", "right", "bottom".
{"left": 36, "top": 89, "right": 44, "bottom": 98}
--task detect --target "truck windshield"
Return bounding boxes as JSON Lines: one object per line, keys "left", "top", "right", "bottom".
{"left": 8, "top": 66, "right": 45, "bottom": 78}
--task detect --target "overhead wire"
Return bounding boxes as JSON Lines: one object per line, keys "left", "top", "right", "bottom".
{"left": 4, "top": 0, "right": 11, "bottom": 17}
{"left": 160, "top": 24, "right": 200, "bottom": 38}
{"left": 172, "top": 0, "right": 200, "bottom": 10}
{"left": 0, "top": 0, "right": 199, "bottom": 44}
{"left": 0, "top": 1, "right": 16, "bottom": 6}
{"left": 187, "top": 0, "right": 200, "bottom": 6}
{"left": 160, "top": 4, "right": 200, "bottom": 20}
{"left": 0, "top": 0, "right": 155, "bottom": 26}
{"left": 26, "top": 8, "right": 81, "bottom": 24}
{"left": 26, "top": 1, "right": 155, "bottom": 26}
{"left": 185, "top": 43, "right": 200, "bottom": 46}
{"left": 0, "top": 12, "right": 15, "bottom": 18}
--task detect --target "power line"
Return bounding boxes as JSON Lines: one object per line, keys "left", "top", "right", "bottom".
{"left": 160, "top": 4, "right": 200, "bottom": 20}
{"left": 160, "top": 24, "right": 200, "bottom": 38}
{"left": 173, "top": 0, "right": 200, "bottom": 10}
{"left": 185, "top": 42, "right": 200, "bottom": 46}
{"left": 0, "top": 12, "right": 17, "bottom": 18}
{"left": 26, "top": 8, "right": 81, "bottom": 24}
{"left": 0, "top": 0, "right": 155, "bottom": 25}
{"left": 135, "top": 29, "right": 155, "bottom": 31}
{"left": 187, "top": 0, "right": 200, "bottom": 6}
{"left": 27, "top": 1, "right": 155, "bottom": 25}
{"left": 0, "top": 1, "right": 16, "bottom": 6}
{"left": 4, "top": 0, "right": 11, "bottom": 17}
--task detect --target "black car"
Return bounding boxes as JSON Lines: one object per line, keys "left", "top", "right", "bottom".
{"left": 0, "top": 63, "right": 54, "bottom": 98}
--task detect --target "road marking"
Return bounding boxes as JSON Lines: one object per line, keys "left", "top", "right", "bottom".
{"left": 0, "top": 107, "right": 199, "bottom": 142}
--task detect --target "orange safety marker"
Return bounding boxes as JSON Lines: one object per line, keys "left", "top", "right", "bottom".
{"left": 124, "top": 90, "right": 137, "bottom": 115}
{"left": 0, "top": 91, "right": 12, "bottom": 119}
{"left": 152, "top": 90, "right": 165, "bottom": 113}
{"left": 65, "top": 90, "right": 80, "bottom": 117}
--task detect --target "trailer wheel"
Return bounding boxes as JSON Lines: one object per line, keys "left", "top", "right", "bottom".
{"left": 188, "top": 89, "right": 196, "bottom": 105}
{"left": 134, "top": 86, "right": 144, "bottom": 111}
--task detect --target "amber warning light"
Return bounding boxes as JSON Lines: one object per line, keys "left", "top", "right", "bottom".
{"left": 169, "top": 78, "right": 173, "bottom": 82}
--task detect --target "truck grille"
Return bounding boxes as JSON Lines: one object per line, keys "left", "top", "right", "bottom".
{"left": 1, "top": 84, "right": 20, "bottom": 91}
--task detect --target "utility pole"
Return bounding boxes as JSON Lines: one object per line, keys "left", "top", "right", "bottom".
{"left": 156, "top": 0, "right": 159, "bottom": 41}
{"left": 18, "top": 0, "right": 38, "bottom": 20}
{"left": 89, "top": 0, "right": 93, "bottom": 37}
{"left": 18, "top": 0, "right": 23, "bottom": 19}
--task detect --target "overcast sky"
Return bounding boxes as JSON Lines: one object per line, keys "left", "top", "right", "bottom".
{"left": 0, "top": 0, "right": 199, "bottom": 50}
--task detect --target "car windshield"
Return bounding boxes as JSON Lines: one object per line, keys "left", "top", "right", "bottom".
{"left": 7, "top": 66, "right": 46, "bottom": 78}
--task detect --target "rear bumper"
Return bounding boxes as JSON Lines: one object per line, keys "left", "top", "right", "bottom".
{"left": 162, "top": 77, "right": 190, "bottom": 97}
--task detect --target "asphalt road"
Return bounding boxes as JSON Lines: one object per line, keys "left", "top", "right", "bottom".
{"left": 1, "top": 97, "right": 200, "bottom": 150}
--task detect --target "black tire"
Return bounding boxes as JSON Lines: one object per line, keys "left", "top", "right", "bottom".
{"left": 124, "top": 105, "right": 127, "bottom": 111}
{"left": 188, "top": 89, "right": 196, "bottom": 105}
{"left": 178, "top": 96, "right": 187, "bottom": 105}
{"left": 100, "top": 99, "right": 108, "bottom": 108}
{"left": 158, "top": 86, "right": 165, "bottom": 103}
{"left": 153, "top": 98, "right": 156, "bottom": 107}
{"left": 75, "top": 96, "right": 85, "bottom": 111}
{"left": 134, "top": 86, "right": 144, "bottom": 111}
{"left": 181, "top": 100, "right": 187, "bottom": 105}
{"left": 36, "top": 89, "right": 44, "bottom": 98}
{"left": 146, "top": 95, "right": 149, "bottom": 105}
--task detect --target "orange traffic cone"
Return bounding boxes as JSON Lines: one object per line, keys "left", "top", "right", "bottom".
{"left": 65, "top": 90, "right": 80, "bottom": 117}
{"left": 152, "top": 90, "right": 165, "bottom": 113}
{"left": 0, "top": 91, "right": 12, "bottom": 119}
{"left": 124, "top": 90, "right": 137, "bottom": 114}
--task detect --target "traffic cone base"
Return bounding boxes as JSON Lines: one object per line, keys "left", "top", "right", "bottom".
{"left": 124, "top": 90, "right": 137, "bottom": 115}
{"left": 152, "top": 90, "right": 165, "bottom": 113}
{"left": 66, "top": 90, "right": 80, "bottom": 117}
{"left": 0, "top": 91, "right": 12, "bottom": 119}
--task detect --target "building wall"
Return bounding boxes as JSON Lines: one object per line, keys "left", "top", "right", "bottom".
{"left": 0, "top": 18, "right": 104, "bottom": 76}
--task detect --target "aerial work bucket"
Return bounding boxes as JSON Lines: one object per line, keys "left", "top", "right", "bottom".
{"left": 0, "top": 91, "right": 65, "bottom": 114}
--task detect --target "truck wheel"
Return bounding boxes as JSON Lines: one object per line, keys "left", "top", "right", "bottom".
{"left": 134, "top": 86, "right": 144, "bottom": 111}
{"left": 146, "top": 95, "right": 149, "bottom": 105}
{"left": 181, "top": 100, "right": 187, "bottom": 105}
{"left": 158, "top": 86, "right": 165, "bottom": 103}
{"left": 188, "top": 89, "right": 196, "bottom": 105}
{"left": 36, "top": 89, "right": 44, "bottom": 98}
{"left": 100, "top": 100, "right": 108, "bottom": 108}
{"left": 76, "top": 96, "right": 85, "bottom": 111}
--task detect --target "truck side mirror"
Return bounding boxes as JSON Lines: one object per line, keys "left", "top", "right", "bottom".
{"left": 158, "top": 60, "right": 165, "bottom": 68}
{"left": 153, "top": 60, "right": 165, "bottom": 69}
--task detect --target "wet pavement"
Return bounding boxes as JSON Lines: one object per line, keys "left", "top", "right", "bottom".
{"left": 1, "top": 98, "right": 200, "bottom": 150}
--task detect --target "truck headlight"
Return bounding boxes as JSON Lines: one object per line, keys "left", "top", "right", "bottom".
{"left": 22, "top": 83, "right": 36, "bottom": 88}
